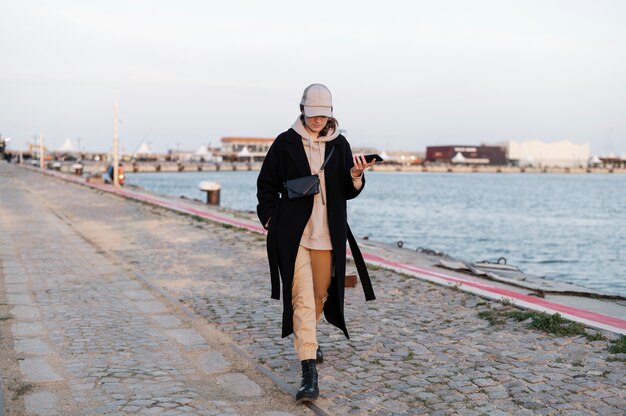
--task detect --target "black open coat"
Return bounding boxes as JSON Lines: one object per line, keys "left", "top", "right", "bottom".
{"left": 257, "top": 128, "right": 375, "bottom": 339}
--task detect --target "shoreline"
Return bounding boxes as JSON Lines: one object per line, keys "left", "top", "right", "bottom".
{"left": 128, "top": 183, "right": 625, "bottom": 301}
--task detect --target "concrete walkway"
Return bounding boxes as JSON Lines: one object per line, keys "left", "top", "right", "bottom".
{"left": 0, "top": 163, "right": 307, "bottom": 415}
{"left": 2, "top": 162, "right": 625, "bottom": 415}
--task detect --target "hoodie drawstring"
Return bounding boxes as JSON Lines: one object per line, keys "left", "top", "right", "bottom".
{"left": 307, "top": 134, "right": 326, "bottom": 206}
{"left": 318, "top": 142, "right": 326, "bottom": 205}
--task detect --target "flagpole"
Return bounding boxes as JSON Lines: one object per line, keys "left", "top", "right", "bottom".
{"left": 113, "top": 92, "right": 120, "bottom": 188}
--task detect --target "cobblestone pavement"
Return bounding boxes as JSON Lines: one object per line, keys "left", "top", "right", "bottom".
{"left": 0, "top": 164, "right": 307, "bottom": 415}
{"left": 3, "top": 163, "right": 626, "bottom": 415}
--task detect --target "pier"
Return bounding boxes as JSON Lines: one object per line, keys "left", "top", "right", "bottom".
{"left": 1, "top": 161, "right": 625, "bottom": 415}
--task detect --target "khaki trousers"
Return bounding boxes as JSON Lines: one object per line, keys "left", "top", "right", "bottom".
{"left": 292, "top": 245, "right": 332, "bottom": 361}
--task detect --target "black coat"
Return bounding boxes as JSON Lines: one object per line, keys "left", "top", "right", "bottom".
{"left": 257, "top": 128, "right": 375, "bottom": 339}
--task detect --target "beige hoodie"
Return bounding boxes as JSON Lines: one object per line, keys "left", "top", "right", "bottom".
{"left": 291, "top": 117, "right": 363, "bottom": 250}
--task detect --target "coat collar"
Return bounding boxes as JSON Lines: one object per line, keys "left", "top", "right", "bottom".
{"left": 285, "top": 129, "right": 310, "bottom": 177}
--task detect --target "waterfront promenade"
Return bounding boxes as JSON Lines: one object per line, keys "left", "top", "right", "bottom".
{"left": 1, "top": 162, "right": 625, "bottom": 415}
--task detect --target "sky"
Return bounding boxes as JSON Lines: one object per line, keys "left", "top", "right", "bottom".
{"left": 1, "top": 0, "right": 625, "bottom": 155}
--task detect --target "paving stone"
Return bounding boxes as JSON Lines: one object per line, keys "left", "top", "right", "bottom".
{"left": 165, "top": 329, "right": 207, "bottom": 347}
{"left": 199, "top": 351, "right": 230, "bottom": 374}
{"left": 4, "top": 283, "right": 29, "bottom": 294}
{"left": 11, "top": 305, "right": 41, "bottom": 319}
{"left": 24, "top": 391, "right": 59, "bottom": 415}
{"left": 7, "top": 293, "right": 34, "bottom": 305}
{"left": 14, "top": 338, "right": 54, "bottom": 355}
{"left": 11, "top": 321, "right": 44, "bottom": 337}
{"left": 19, "top": 358, "right": 63, "bottom": 382}
{"left": 216, "top": 373, "right": 262, "bottom": 397}
{"left": 125, "top": 290, "right": 156, "bottom": 300}
{"left": 133, "top": 300, "right": 168, "bottom": 314}
{"left": 150, "top": 314, "right": 184, "bottom": 328}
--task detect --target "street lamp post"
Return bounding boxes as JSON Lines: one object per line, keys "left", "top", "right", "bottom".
{"left": 39, "top": 134, "right": 44, "bottom": 170}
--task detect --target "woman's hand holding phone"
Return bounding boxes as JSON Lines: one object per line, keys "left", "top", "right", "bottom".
{"left": 351, "top": 153, "right": 378, "bottom": 177}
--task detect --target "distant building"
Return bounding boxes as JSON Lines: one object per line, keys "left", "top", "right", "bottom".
{"left": 220, "top": 137, "right": 274, "bottom": 161}
{"left": 379, "top": 150, "right": 423, "bottom": 165}
{"left": 426, "top": 145, "right": 507, "bottom": 165}
{"left": 504, "top": 140, "right": 589, "bottom": 167}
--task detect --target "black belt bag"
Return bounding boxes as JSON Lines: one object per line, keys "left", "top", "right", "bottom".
{"left": 284, "top": 147, "right": 334, "bottom": 200}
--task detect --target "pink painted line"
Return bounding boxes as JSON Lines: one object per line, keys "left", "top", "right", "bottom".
{"left": 358, "top": 252, "right": 626, "bottom": 331}
{"left": 31, "top": 166, "right": 626, "bottom": 332}
{"left": 95, "top": 183, "right": 268, "bottom": 234}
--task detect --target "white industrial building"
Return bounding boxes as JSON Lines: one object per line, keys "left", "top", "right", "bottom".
{"left": 504, "top": 140, "right": 590, "bottom": 167}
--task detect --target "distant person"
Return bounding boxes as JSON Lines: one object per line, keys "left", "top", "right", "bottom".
{"left": 107, "top": 164, "right": 114, "bottom": 182}
{"left": 256, "top": 84, "right": 376, "bottom": 403}
{"left": 107, "top": 163, "right": 124, "bottom": 186}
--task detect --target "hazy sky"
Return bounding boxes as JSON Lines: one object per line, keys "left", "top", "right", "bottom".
{"left": 1, "top": 0, "right": 625, "bottom": 155}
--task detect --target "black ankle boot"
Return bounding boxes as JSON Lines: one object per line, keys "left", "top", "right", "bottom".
{"left": 295, "top": 359, "right": 319, "bottom": 402}
{"left": 316, "top": 347, "right": 323, "bottom": 364}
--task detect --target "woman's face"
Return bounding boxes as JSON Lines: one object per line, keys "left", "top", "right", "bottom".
{"left": 304, "top": 116, "right": 328, "bottom": 133}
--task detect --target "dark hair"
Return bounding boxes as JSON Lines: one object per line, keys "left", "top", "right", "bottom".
{"left": 299, "top": 105, "right": 339, "bottom": 137}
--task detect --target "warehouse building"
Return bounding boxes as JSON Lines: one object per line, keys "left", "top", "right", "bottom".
{"left": 425, "top": 145, "right": 507, "bottom": 165}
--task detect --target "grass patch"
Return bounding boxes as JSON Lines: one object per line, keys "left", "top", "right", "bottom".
{"left": 479, "top": 308, "right": 611, "bottom": 347}
{"left": 367, "top": 264, "right": 384, "bottom": 271}
{"left": 0, "top": 315, "right": 13, "bottom": 321}
{"left": 478, "top": 310, "right": 507, "bottom": 326}
{"left": 10, "top": 382, "right": 34, "bottom": 399}
{"left": 585, "top": 331, "right": 607, "bottom": 341}
{"left": 500, "top": 297, "right": 515, "bottom": 306}
{"left": 506, "top": 310, "right": 588, "bottom": 337}
{"left": 609, "top": 335, "right": 626, "bottom": 354}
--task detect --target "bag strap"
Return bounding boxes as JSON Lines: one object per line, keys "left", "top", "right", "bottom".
{"left": 347, "top": 224, "right": 376, "bottom": 301}
{"left": 318, "top": 146, "right": 335, "bottom": 173}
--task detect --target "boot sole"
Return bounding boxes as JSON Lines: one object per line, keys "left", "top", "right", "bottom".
{"left": 296, "top": 395, "right": 319, "bottom": 404}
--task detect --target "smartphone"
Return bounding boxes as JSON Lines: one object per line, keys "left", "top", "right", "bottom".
{"left": 364, "top": 154, "right": 384, "bottom": 163}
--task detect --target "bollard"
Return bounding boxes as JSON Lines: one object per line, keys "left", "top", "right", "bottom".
{"left": 345, "top": 273, "right": 357, "bottom": 288}
{"left": 72, "top": 163, "right": 84, "bottom": 176}
{"left": 198, "top": 181, "right": 221, "bottom": 205}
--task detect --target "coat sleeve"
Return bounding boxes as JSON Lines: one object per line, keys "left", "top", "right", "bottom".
{"left": 344, "top": 141, "right": 365, "bottom": 200}
{"left": 256, "top": 141, "right": 282, "bottom": 229}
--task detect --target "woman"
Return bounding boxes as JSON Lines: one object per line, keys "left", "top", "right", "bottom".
{"left": 256, "top": 84, "right": 376, "bottom": 403}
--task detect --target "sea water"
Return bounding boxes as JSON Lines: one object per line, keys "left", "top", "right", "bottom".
{"left": 126, "top": 171, "right": 626, "bottom": 296}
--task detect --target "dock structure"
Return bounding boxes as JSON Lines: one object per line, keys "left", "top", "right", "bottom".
{"left": 17, "top": 159, "right": 626, "bottom": 175}
{"left": 1, "top": 161, "right": 625, "bottom": 415}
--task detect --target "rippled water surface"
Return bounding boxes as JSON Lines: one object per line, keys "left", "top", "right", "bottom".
{"left": 127, "top": 171, "right": 626, "bottom": 296}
